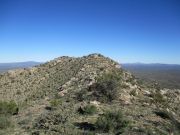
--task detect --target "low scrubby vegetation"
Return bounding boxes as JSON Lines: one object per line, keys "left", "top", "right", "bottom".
{"left": 151, "top": 91, "right": 167, "bottom": 107}
{"left": 75, "top": 89, "right": 88, "bottom": 102}
{"left": 0, "top": 101, "right": 18, "bottom": 129}
{"left": 0, "top": 54, "right": 179, "bottom": 135}
{"left": 78, "top": 104, "right": 97, "bottom": 115}
{"left": 95, "top": 110, "right": 129, "bottom": 134}
{"left": 0, "top": 101, "right": 18, "bottom": 115}
{"left": 154, "top": 110, "right": 180, "bottom": 133}
{"left": 0, "top": 115, "right": 11, "bottom": 129}
{"left": 89, "top": 71, "right": 122, "bottom": 103}
{"left": 50, "top": 99, "right": 62, "bottom": 107}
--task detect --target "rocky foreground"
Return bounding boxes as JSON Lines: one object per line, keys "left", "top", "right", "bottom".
{"left": 0, "top": 54, "right": 179, "bottom": 135}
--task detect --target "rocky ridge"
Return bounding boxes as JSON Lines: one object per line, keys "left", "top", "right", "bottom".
{"left": 0, "top": 54, "right": 179, "bottom": 135}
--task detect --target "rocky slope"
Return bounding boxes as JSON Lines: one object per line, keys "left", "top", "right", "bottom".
{"left": 0, "top": 54, "right": 179, "bottom": 135}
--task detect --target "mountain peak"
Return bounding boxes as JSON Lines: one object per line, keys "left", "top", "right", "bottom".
{"left": 0, "top": 54, "right": 124, "bottom": 101}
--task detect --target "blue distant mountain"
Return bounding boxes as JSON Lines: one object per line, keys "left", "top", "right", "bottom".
{"left": 0, "top": 61, "right": 41, "bottom": 73}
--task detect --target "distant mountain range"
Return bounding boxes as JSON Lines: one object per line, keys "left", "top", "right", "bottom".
{"left": 0, "top": 61, "right": 41, "bottom": 73}
{"left": 122, "top": 63, "right": 180, "bottom": 89}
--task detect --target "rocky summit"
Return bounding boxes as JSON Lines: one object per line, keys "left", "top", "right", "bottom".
{"left": 0, "top": 54, "right": 179, "bottom": 135}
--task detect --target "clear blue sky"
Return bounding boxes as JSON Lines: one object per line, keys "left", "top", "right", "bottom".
{"left": 0, "top": 0, "right": 180, "bottom": 64}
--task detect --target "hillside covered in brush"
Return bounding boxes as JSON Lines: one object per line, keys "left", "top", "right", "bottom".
{"left": 0, "top": 54, "right": 179, "bottom": 135}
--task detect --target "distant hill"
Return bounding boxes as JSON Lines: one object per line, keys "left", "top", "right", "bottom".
{"left": 0, "top": 61, "right": 41, "bottom": 73}
{"left": 122, "top": 63, "right": 180, "bottom": 89}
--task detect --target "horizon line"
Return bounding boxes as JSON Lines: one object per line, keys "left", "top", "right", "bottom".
{"left": 0, "top": 61, "right": 180, "bottom": 66}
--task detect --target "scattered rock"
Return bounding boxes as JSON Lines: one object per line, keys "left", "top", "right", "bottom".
{"left": 90, "top": 100, "right": 100, "bottom": 106}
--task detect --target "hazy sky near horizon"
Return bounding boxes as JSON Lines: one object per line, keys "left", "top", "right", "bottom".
{"left": 0, "top": 0, "right": 180, "bottom": 64}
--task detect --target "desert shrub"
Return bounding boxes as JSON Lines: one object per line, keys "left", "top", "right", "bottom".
{"left": 133, "top": 127, "right": 156, "bottom": 135}
{"left": 74, "top": 122, "right": 95, "bottom": 131}
{"left": 154, "top": 110, "right": 171, "bottom": 119}
{"left": 34, "top": 111, "right": 70, "bottom": 132}
{"left": 0, "top": 115, "right": 11, "bottom": 129}
{"left": 95, "top": 110, "right": 129, "bottom": 134}
{"left": 76, "top": 89, "right": 88, "bottom": 102}
{"left": 16, "top": 90, "right": 22, "bottom": 95}
{"left": 50, "top": 99, "right": 62, "bottom": 107}
{"left": 130, "top": 89, "right": 138, "bottom": 96}
{"left": 127, "top": 76, "right": 136, "bottom": 85}
{"left": 78, "top": 105, "right": 97, "bottom": 115}
{"left": 90, "top": 71, "right": 122, "bottom": 103}
{"left": 0, "top": 101, "right": 18, "bottom": 115}
{"left": 154, "top": 110, "right": 180, "bottom": 133}
{"left": 151, "top": 91, "right": 167, "bottom": 107}
{"left": 0, "top": 101, "right": 17, "bottom": 130}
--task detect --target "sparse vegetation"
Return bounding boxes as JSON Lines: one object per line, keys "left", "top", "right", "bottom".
{"left": 0, "top": 115, "right": 11, "bottom": 129}
{"left": 0, "top": 54, "right": 179, "bottom": 135}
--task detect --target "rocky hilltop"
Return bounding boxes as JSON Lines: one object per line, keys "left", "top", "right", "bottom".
{"left": 0, "top": 54, "right": 179, "bottom": 135}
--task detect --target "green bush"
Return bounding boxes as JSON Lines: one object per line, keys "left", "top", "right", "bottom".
{"left": 78, "top": 105, "right": 97, "bottom": 115}
{"left": 0, "top": 101, "right": 18, "bottom": 115}
{"left": 90, "top": 71, "right": 122, "bottom": 103}
{"left": 76, "top": 89, "right": 88, "bottom": 102}
{"left": 151, "top": 91, "right": 167, "bottom": 107}
{"left": 95, "top": 110, "right": 129, "bottom": 134}
{"left": 0, "top": 115, "right": 11, "bottom": 129}
{"left": 50, "top": 99, "right": 62, "bottom": 107}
